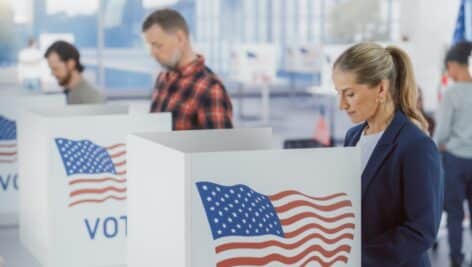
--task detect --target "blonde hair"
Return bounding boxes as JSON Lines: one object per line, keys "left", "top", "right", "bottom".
{"left": 333, "top": 42, "right": 428, "bottom": 132}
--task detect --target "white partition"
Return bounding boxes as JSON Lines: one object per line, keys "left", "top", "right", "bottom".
{"left": 128, "top": 101, "right": 151, "bottom": 115}
{"left": 229, "top": 44, "right": 278, "bottom": 85}
{"left": 0, "top": 90, "right": 65, "bottom": 225}
{"left": 127, "top": 129, "right": 361, "bottom": 267}
{"left": 285, "top": 44, "right": 322, "bottom": 73}
{"left": 18, "top": 104, "right": 172, "bottom": 267}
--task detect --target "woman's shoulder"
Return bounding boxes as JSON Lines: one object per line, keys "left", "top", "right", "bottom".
{"left": 347, "top": 123, "right": 365, "bottom": 136}
{"left": 344, "top": 123, "right": 365, "bottom": 146}
{"left": 396, "top": 125, "right": 441, "bottom": 172}
{"left": 397, "top": 120, "right": 438, "bottom": 155}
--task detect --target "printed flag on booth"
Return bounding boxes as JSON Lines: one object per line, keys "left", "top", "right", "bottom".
{"left": 55, "top": 138, "right": 127, "bottom": 208}
{"left": 196, "top": 181, "right": 355, "bottom": 267}
{"left": 0, "top": 115, "right": 17, "bottom": 164}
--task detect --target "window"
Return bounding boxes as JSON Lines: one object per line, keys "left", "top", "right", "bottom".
{"left": 2, "top": 0, "right": 402, "bottom": 95}
{"left": 324, "top": 0, "right": 395, "bottom": 43}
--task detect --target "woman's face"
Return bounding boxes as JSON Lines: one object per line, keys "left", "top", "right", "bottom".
{"left": 333, "top": 68, "right": 385, "bottom": 124}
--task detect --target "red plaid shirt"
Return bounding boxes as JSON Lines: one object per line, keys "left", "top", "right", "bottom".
{"left": 150, "top": 55, "right": 233, "bottom": 130}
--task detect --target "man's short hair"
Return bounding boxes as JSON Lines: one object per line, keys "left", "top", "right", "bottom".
{"left": 141, "top": 9, "right": 189, "bottom": 36}
{"left": 44, "top": 41, "right": 84, "bottom": 73}
{"left": 445, "top": 41, "right": 472, "bottom": 66}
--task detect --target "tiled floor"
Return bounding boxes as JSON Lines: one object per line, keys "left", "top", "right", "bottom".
{"left": 0, "top": 95, "right": 459, "bottom": 266}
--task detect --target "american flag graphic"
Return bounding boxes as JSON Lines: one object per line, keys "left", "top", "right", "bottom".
{"left": 54, "top": 138, "right": 127, "bottom": 208}
{"left": 0, "top": 115, "right": 17, "bottom": 164}
{"left": 196, "top": 182, "right": 355, "bottom": 267}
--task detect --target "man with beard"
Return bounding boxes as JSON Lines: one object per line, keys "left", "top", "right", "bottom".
{"left": 44, "top": 41, "right": 105, "bottom": 104}
{"left": 142, "top": 9, "right": 233, "bottom": 130}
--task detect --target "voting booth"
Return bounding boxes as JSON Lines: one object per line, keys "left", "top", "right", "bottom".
{"left": 229, "top": 44, "right": 278, "bottom": 85}
{"left": 285, "top": 45, "right": 322, "bottom": 74}
{"left": 229, "top": 44, "right": 278, "bottom": 123}
{"left": 17, "top": 104, "right": 171, "bottom": 267}
{"left": 127, "top": 129, "right": 361, "bottom": 267}
{"left": 0, "top": 90, "right": 65, "bottom": 225}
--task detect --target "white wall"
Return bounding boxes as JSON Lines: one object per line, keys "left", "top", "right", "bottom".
{"left": 399, "top": 0, "right": 460, "bottom": 112}
{"left": 0, "top": 67, "right": 19, "bottom": 87}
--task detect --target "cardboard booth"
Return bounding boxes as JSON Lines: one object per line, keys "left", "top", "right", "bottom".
{"left": 18, "top": 104, "right": 171, "bottom": 267}
{"left": 127, "top": 129, "right": 361, "bottom": 267}
{"left": 0, "top": 90, "right": 65, "bottom": 225}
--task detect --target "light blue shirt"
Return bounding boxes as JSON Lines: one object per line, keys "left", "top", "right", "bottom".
{"left": 434, "top": 82, "right": 472, "bottom": 158}
{"left": 358, "top": 130, "right": 384, "bottom": 172}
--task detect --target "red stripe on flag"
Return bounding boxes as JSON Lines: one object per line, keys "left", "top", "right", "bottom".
{"left": 215, "top": 232, "right": 354, "bottom": 253}
{"left": 110, "top": 151, "right": 126, "bottom": 158}
{"left": 114, "top": 160, "right": 126, "bottom": 167}
{"left": 0, "top": 151, "right": 17, "bottom": 156}
{"left": 284, "top": 223, "right": 355, "bottom": 239}
{"left": 69, "top": 195, "right": 127, "bottom": 207}
{"left": 106, "top": 143, "right": 126, "bottom": 150}
{"left": 216, "top": 244, "right": 351, "bottom": 267}
{"left": 274, "top": 200, "right": 353, "bottom": 213}
{"left": 70, "top": 186, "right": 126, "bottom": 197}
{"left": 269, "top": 191, "right": 347, "bottom": 202}
{"left": 300, "top": 255, "right": 349, "bottom": 267}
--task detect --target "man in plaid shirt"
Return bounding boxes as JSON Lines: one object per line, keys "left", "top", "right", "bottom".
{"left": 142, "top": 9, "right": 233, "bottom": 130}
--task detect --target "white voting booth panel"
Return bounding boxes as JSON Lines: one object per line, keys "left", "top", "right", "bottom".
{"left": 18, "top": 104, "right": 171, "bottom": 267}
{"left": 229, "top": 44, "right": 278, "bottom": 124}
{"left": 0, "top": 90, "right": 65, "bottom": 225}
{"left": 229, "top": 44, "right": 278, "bottom": 85}
{"left": 127, "top": 129, "right": 361, "bottom": 267}
{"left": 128, "top": 101, "right": 151, "bottom": 115}
{"left": 285, "top": 45, "right": 322, "bottom": 73}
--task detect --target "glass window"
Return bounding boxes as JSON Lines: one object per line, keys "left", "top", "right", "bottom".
{"left": 0, "top": 0, "right": 18, "bottom": 63}
{"left": 298, "top": 0, "right": 309, "bottom": 43}
{"left": 324, "top": 0, "right": 394, "bottom": 43}
{"left": 1, "top": 0, "right": 401, "bottom": 95}
{"left": 272, "top": 0, "right": 282, "bottom": 42}
{"left": 285, "top": 0, "right": 296, "bottom": 43}
{"left": 257, "top": 0, "right": 268, "bottom": 43}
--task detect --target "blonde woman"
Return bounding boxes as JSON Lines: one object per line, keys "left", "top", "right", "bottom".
{"left": 334, "top": 43, "right": 443, "bottom": 267}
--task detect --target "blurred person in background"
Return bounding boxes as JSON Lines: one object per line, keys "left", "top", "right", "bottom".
{"left": 44, "top": 41, "right": 105, "bottom": 105}
{"left": 17, "top": 38, "right": 41, "bottom": 91}
{"left": 434, "top": 41, "right": 472, "bottom": 267}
